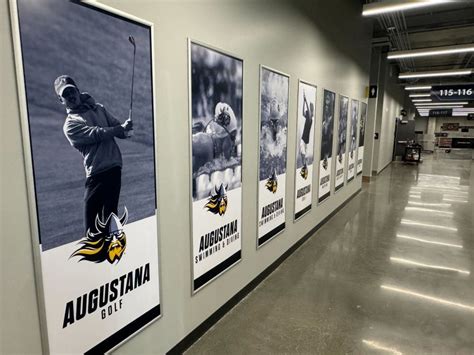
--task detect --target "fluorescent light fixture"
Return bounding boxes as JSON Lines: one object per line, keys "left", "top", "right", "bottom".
{"left": 412, "top": 99, "right": 432, "bottom": 102}
{"left": 409, "top": 93, "right": 431, "bottom": 97}
{"left": 399, "top": 69, "right": 473, "bottom": 79}
{"left": 362, "top": 0, "right": 452, "bottom": 17}
{"left": 388, "top": 43, "right": 474, "bottom": 59}
{"left": 362, "top": 340, "right": 402, "bottom": 355}
{"left": 381, "top": 285, "right": 474, "bottom": 312}
{"left": 416, "top": 106, "right": 463, "bottom": 110}
{"left": 401, "top": 219, "right": 457, "bottom": 231}
{"left": 397, "top": 234, "right": 462, "bottom": 248}
{"left": 390, "top": 257, "right": 469, "bottom": 275}
{"left": 405, "top": 85, "right": 432, "bottom": 90}
{"left": 414, "top": 101, "right": 467, "bottom": 105}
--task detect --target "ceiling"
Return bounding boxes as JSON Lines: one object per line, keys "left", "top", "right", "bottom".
{"left": 368, "top": 1, "right": 474, "bottom": 85}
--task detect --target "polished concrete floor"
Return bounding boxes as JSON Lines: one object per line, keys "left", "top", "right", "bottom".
{"left": 187, "top": 155, "right": 474, "bottom": 354}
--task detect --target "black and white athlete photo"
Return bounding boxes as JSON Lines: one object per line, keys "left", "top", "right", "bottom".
{"left": 337, "top": 97, "right": 348, "bottom": 166}
{"left": 321, "top": 90, "right": 335, "bottom": 166}
{"left": 190, "top": 42, "right": 243, "bottom": 202}
{"left": 13, "top": 0, "right": 161, "bottom": 352}
{"left": 296, "top": 85, "right": 315, "bottom": 170}
{"left": 348, "top": 99, "right": 359, "bottom": 182}
{"left": 318, "top": 89, "right": 335, "bottom": 203}
{"left": 335, "top": 95, "right": 349, "bottom": 191}
{"left": 17, "top": 1, "right": 156, "bottom": 251}
{"left": 55, "top": 75, "right": 133, "bottom": 244}
{"left": 294, "top": 81, "right": 316, "bottom": 220}
{"left": 357, "top": 102, "right": 367, "bottom": 175}
{"left": 259, "top": 68, "right": 289, "bottom": 181}
{"left": 258, "top": 66, "right": 289, "bottom": 246}
{"left": 189, "top": 41, "right": 243, "bottom": 292}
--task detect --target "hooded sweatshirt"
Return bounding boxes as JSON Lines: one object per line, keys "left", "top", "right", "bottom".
{"left": 63, "top": 93, "right": 126, "bottom": 178}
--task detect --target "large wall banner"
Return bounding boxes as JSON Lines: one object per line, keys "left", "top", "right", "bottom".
{"left": 11, "top": 1, "right": 161, "bottom": 353}
{"left": 335, "top": 95, "right": 349, "bottom": 191}
{"left": 189, "top": 41, "right": 243, "bottom": 292}
{"left": 318, "top": 89, "right": 335, "bottom": 203}
{"left": 347, "top": 99, "right": 359, "bottom": 182}
{"left": 357, "top": 102, "right": 367, "bottom": 175}
{"left": 257, "top": 66, "right": 289, "bottom": 247}
{"left": 294, "top": 81, "right": 317, "bottom": 220}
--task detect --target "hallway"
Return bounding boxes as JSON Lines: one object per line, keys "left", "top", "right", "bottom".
{"left": 187, "top": 156, "right": 474, "bottom": 354}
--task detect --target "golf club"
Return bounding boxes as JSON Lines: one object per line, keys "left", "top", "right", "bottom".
{"left": 126, "top": 35, "right": 136, "bottom": 138}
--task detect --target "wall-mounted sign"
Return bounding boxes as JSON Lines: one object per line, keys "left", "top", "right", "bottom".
{"left": 441, "top": 122, "right": 459, "bottom": 131}
{"left": 369, "top": 85, "right": 377, "bottom": 98}
{"left": 189, "top": 41, "right": 243, "bottom": 292}
{"left": 294, "top": 80, "right": 316, "bottom": 220}
{"left": 334, "top": 95, "right": 349, "bottom": 192}
{"left": 347, "top": 99, "right": 358, "bottom": 183}
{"left": 318, "top": 89, "right": 335, "bottom": 203}
{"left": 357, "top": 102, "right": 367, "bottom": 175}
{"left": 11, "top": 1, "right": 162, "bottom": 352}
{"left": 257, "top": 66, "right": 289, "bottom": 247}
{"left": 429, "top": 109, "right": 452, "bottom": 117}
{"left": 431, "top": 84, "right": 474, "bottom": 101}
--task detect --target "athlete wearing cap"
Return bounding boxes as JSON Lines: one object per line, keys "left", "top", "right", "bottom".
{"left": 54, "top": 75, "right": 133, "bottom": 236}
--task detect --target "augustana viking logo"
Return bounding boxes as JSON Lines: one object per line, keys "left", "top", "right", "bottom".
{"left": 205, "top": 184, "right": 228, "bottom": 216}
{"left": 71, "top": 208, "right": 128, "bottom": 264}
{"left": 265, "top": 170, "right": 278, "bottom": 193}
{"left": 300, "top": 163, "right": 308, "bottom": 180}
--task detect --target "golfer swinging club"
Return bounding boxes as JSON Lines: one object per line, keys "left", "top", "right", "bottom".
{"left": 55, "top": 74, "right": 133, "bottom": 236}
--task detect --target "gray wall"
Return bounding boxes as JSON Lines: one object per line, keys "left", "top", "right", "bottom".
{"left": 415, "top": 116, "right": 429, "bottom": 133}
{"left": 1, "top": 0, "right": 372, "bottom": 353}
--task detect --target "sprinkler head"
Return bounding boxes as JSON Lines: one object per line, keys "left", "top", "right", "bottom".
{"left": 128, "top": 35, "right": 135, "bottom": 47}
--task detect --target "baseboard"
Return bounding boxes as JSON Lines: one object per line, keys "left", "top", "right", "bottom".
{"left": 376, "top": 161, "right": 392, "bottom": 175}
{"left": 167, "top": 188, "right": 362, "bottom": 355}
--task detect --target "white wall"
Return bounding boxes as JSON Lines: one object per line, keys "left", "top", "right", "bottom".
{"left": 1, "top": 0, "right": 372, "bottom": 353}
{"left": 373, "top": 62, "right": 404, "bottom": 173}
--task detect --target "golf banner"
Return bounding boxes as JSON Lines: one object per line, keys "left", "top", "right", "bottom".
{"left": 189, "top": 41, "right": 243, "bottom": 292}
{"left": 318, "top": 89, "right": 335, "bottom": 203}
{"left": 11, "top": 1, "right": 161, "bottom": 353}
{"left": 294, "top": 80, "right": 316, "bottom": 220}
{"left": 257, "top": 66, "right": 289, "bottom": 247}
{"left": 357, "top": 102, "right": 367, "bottom": 175}
{"left": 347, "top": 99, "right": 358, "bottom": 182}
{"left": 335, "top": 95, "right": 349, "bottom": 191}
